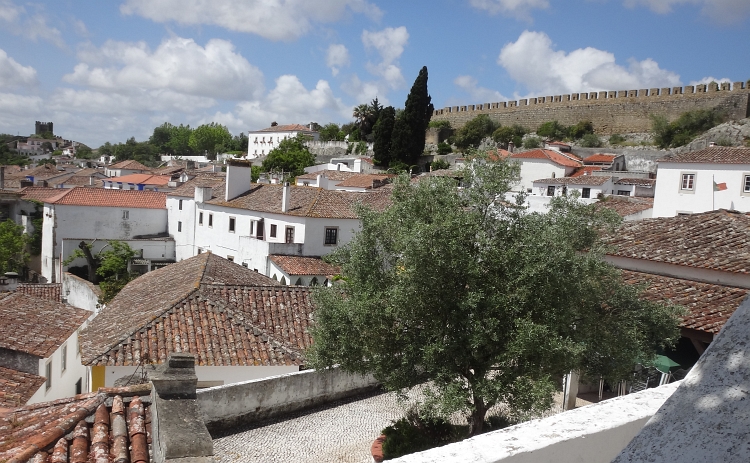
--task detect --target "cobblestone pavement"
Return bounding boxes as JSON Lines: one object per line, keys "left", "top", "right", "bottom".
{"left": 212, "top": 388, "right": 595, "bottom": 463}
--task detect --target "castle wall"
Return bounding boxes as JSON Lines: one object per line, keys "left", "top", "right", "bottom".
{"left": 432, "top": 82, "right": 750, "bottom": 135}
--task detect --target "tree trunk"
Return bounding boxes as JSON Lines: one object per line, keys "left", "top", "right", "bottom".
{"left": 78, "top": 241, "right": 100, "bottom": 284}
{"left": 469, "top": 396, "right": 488, "bottom": 436}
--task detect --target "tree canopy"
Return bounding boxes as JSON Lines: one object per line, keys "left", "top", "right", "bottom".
{"left": 0, "top": 219, "right": 28, "bottom": 275}
{"left": 390, "top": 66, "right": 434, "bottom": 166}
{"left": 189, "top": 123, "right": 233, "bottom": 159}
{"left": 64, "top": 240, "right": 138, "bottom": 304}
{"left": 261, "top": 134, "right": 316, "bottom": 177}
{"left": 372, "top": 106, "right": 396, "bottom": 165}
{"left": 308, "top": 159, "right": 683, "bottom": 435}
{"left": 451, "top": 114, "right": 497, "bottom": 149}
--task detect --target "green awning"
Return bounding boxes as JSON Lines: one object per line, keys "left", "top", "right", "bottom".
{"left": 651, "top": 355, "right": 681, "bottom": 374}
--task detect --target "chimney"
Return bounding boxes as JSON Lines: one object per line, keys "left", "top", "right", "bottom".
{"left": 508, "top": 141, "right": 514, "bottom": 153}
{"left": 89, "top": 175, "right": 95, "bottom": 186}
{"left": 195, "top": 186, "right": 212, "bottom": 203}
{"left": 225, "top": 160, "right": 253, "bottom": 201}
{"left": 282, "top": 182, "right": 290, "bottom": 213}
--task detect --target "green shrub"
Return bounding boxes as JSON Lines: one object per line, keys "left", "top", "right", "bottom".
{"left": 522, "top": 136, "right": 542, "bottom": 149}
{"left": 609, "top": 134, "right": 626, "bottom": 145}
{"left": 569, "top": 120, "right": 594, "bottom": 139}
{"left": 651, "top": 109, "right": 724, "bottom": 149}
{"left": 492, "top": 125, "right": 527, "bottom": 148}
{"left": 536, "top": 121, "right": 567, "bottom": 140}
{"left": 580, "top": 133, "right": 602, "bottom": 148}
{"left": 437, "top": 142, "right": 452, "bottom": 155}
{"left": 381, "top": 410, "right": 456, "bottom": 460}
{"left": 430, "top": 159, "right": 450, "bottom": 171}
{"left": 428, "top": 120, "right": 451, "bottom": 129}
{"left": 714, "top": 137, "right": 734, "bottom": 147}
{"left": 452, "top": 115, "right": 497, "bottom": 149}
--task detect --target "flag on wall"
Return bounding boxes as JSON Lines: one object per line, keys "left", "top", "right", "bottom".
{"left": 713, "top": 181, "right": 728, "bottom": 191}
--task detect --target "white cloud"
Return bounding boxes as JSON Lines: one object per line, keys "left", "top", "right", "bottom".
{"left": 689, "top": 76, "right": 732, "bottom": 86}
{"left": 468, "top": 0, "right": 549, "bottom": 19}
{"left": 0, "top": 49, "right": 37, "bottom": 89}
{"left": 623, "top": 0, "right": 750, "bottom": 23}
{"left": 341, "top": 74, "right": 389, "bottom": 107}
{"left": 326, "top": 44, "right": 350, "bottom": 76}
{"left": 120, "top": 0, "right": 382, "bottom": 41}
{"left": 64, "top": 37, "right": 265, "bottom": 101}
{"left": 0, "top": 1, "right": 65, "bottom": 48}
{"left": 454, "top": 75, "right": 507, "bottom": 102}
{"left": 362, "top": 26, "right": 409, "bottom": 89}
{"left": 497, "top": 31, "right": 681, "bottom": 96}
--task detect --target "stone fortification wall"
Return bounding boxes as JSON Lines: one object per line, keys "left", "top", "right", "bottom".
{"left": 432, "top": 82, "right": 750, "bottom": 135}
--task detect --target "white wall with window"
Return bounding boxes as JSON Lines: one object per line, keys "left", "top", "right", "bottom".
{"left": 27, "top": 330, "right": 88, "bottom": 404}
{"left": 652, "top": 162, "right": 750, "bottom": 217}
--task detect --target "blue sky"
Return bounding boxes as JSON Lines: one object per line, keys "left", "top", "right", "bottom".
{"left": 0, "top": 0, "right": 748, "bottom": 147}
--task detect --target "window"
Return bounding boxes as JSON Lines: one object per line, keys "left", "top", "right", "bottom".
{"left": 285, "top": 226, "right": 294, "bottom": 244}
{"left": 325, "top": 227, "right": 338, "bottom": 245}
{"left": 178, "top": 199, "right": 183, "bottom": 210}
{"left": 208, "top": 214, "right": 213, "bottom": 227}
{"left": 122, "top": 210, "right": 129, "bottom": 220}
{"left": 257, "top": 219, "right": 265, "bottom": 240}
{"left": 581, "top": 188, "right": 590, "bottom": 199}
{"left": 199, "top": 212, "right": 203, "bottom": 225}
{"left": 681, "top": 173, "right": 695, "bottom": 191}
{"left": 178, "top": 221, "right": 182, "bottom": 232}
{"left": 45, "top": 361, "right": 52, "bottom": 390}
{"left": 61, "top": 344, "right": 67, "bottom": 373}
{"left": 229, "top": 217, "right": 236, "bottom": 233}
{"left": 546, "top": 186, "right": 555, "bottom": 197}
{"left": 617, "top": 190, "right": 630, "bottom": 196}
{"left": 197, "top": 248, "right": 203, "bottom": 254}
{"left": 743, "top": 174, "right": 750, "bottom": 194}
{"left": 270, "top": 224, "right": 277, "bottom": 238}
{"left": 75, "top": 378, "right": 82, "bottom": 395}
{"left": 227, "top": 255, "right": 234, "bottom": 262}
{"left": 242, "top": 262, "right": 248, "bottom": 268}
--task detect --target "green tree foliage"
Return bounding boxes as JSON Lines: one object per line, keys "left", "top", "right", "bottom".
{"left": 372, "top": 106, "right": 396, "bottom": 165}
{"left": 390, "top": 66, "right": 434, "bottom": 166}
{"left": 63, "top": 240, "right": 138, "bottom": 304}
{"left": 580, "top": 133, "right": 603, "bottom": 148}
{"left": 0, "top": 135, "right": 29, "bottom": 166}
{"left": 430, "top": 159, "right": 450, "bottom": 171}
{"left": 76, "top": 144, "right": 94, "bottom": 159}
{"left": 319, "top": 123, "right": 345, "bottom": 142}
{"left": 189, "top": 123, "right": 232, "bottom": 159}
{"left": 492, "top": 125, "right": 527, "bottom": 149}
{"left": 37, "top": 131, "right": 54, "bottom": 139}
{"left": 229, "top": 132, "right": 249, "bottom": 153}
{"left": 308, "top": 161, "right": 682, "bottom": 435}
{"left": 569, "top": 121, "right": 594, "bottom": 140}
{"left": 261, "top": 134, "right": 316, "bottom": 177}
{"left": 437, "top": 142, "right": 452, "bottom": 155}
{"left": 609, "top": 134, "right": 626, "bottom": 145}
{"left": 522, "top": 136, "right": 542, "bottom": 149}
{"left": 37, "top": 157, "right": 56, "bottom": 166}
{"left": 451, "top": 115, "right": 498, "bottom": 150}
{"left": 0, "top": 219, "right": 28, "bottom": 274}
{"left": 110, "top": 137, "right": 160, "bottom": 166}
{"left": 536, "top": 120, "right": 568, "bottom": 140}
{"left": 341, "top": 122, "right": 361, "bottom": 142}
{"left": 428, "top": 120, "right": 451, "bottom": 129}
{"left": 651, "top": 109, "right": 724, "bottom": 149}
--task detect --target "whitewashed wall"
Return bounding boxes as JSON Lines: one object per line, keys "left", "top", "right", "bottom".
{"left": 513, "top": 159, "right": 572, "bottom": 192}
{"left": 101, "top": 365, "right": 299, "bottom": 389}
{"left": 62, "top": 272, "right": 101, "bottom": 312}
{"left": 27, "top": 329, "right": 89, "bottom": 404}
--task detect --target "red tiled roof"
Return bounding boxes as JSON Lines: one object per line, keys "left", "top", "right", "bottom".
{"left": 603, "top": 209, "right": 750, "bottom": 274}
{"left": 583, "top": 154, "right": 616, "bottom": 164}
{"left": 658, "top": 146, "right": 750, "bottom": 164}
{"left": 16, "top": 283, "right": 62, "bottom": 302}
{"left": 104, "top": 174, "right": 171, "bottom": 186}
{"left": 0, "top": 292, "right": 90, "bottom": 358}
{"left": 297, "top": 170, "right": 359, "bottom": 181}
{"left": 615, "top": 178, "right": 656, "bottom": 187}
{"left": 254, "top": 124, "right": 315, "bottom": 133}
{"left": 336, "top": 174, "right": 393, "bottom": 189}
{"left": 570, "top": 166, "right": 603, "bottom": 177}
{"left": 622, "top": 270, "right": 749, "bottom": 334}
{"left": 18, "top": 187, "right": 70, "bottom": 202}
{"left": 510, "top": 149, "right": 582, "bottom": 168}
{"left": 596, "top": 196, "right": 654, "bottom": 217}
{"left": 79, "top": 252, "right": 282, "bottom": 366}
{"left": 45, "top": 187, "right": 166, "bottom": 209}
{"left": 0, "top": 366, "right": 45, "bottom": 408}
{"left": 168, "top": 174, "right": 225, "bottom": 198}
{"left": 0, "top": 386, "right": 152, "bottom": 463}
{"left": 269, "top": 255, "right": 340, "bottom": 276}
{"left": 533, "top": 175, "right": 612, "bottom": 186}
{"left": 6, "top": 164, "right": 70, "bottom": 181}
{"left": 108, "top": 160, "right": 151, "bottom": 171}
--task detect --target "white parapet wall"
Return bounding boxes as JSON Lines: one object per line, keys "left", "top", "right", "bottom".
{"left": 196, "top": 367, "right": 379, "bottom": 431}
{"left": 390, "top": 381, "right": 680, "bottom": 463}
{"left": 62, "top": 272, "right": 101, "bottom": 312}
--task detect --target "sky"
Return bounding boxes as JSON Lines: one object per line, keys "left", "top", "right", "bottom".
{"left": 0, "top": 0, "right": 748, "bottom": 148}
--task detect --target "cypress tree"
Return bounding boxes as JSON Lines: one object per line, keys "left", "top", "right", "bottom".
{"left": 390, "top": 66, "right": 434, "bottom": 166}
{"left": 372, "top": 106, "right": 396, "bottom": 165}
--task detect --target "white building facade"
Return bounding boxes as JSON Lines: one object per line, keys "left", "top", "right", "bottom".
{"left": 247, "top": 124, "right": 319, "bottom": 159}
{"left": 509, "top": 149, "right": 582, "bottom": 192}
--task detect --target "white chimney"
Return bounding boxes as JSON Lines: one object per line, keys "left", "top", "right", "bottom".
{"left": 282, "top": 182, "right": 290, "bottom": 213}
{"left": 195, "top": 186, "right": 212, "bottom": 203}
{"left": 709, "top": 141, "right": 716, "bottom": 147}
{"left": 508, "top": 141, "right": 514, "bottom": 153}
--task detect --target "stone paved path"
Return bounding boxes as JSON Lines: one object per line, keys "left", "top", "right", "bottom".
{"left": 212, "top": 388, "right": 595, "bottom": 463}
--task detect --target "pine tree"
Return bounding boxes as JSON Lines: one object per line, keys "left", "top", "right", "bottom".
{"left": 372, "top": 106, "right": 396, "bottom": 165}
{"left": 390, "top": 66, "right": 434, "bottom": 166}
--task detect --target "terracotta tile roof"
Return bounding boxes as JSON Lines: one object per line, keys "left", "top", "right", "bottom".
{"left": 108, "top": 160, "right": 151, "bottom": 171}
{"left": 0, "top": 165, "right": 23, "bottom": 175}
{"left": 208, "top": 184, "right": 391, "bottom": 219}
{"left": 104, "top": 174, "right": 171, "bottom": 186}
{"left": 510, "top": 149, "right": 582, "bottom": 168}
{"left": 254, "top": 124, "right": 315, "bottom": 133}
{"left": 658, "top": 146, "right": 750, "bottom": 164}
{"left": 583, "top": 154, "right": 616, "bottom": 164}
{"left": 0, "top": 366, "right": 46, "bottom": 408}
{"left": 269, "top": 255, "right": 340, "bottom": 276}
{"left": 79, "top": 252, "right": 281, "bottom": 366}
{"left": 595, "top": 196, "right": 654, "bottom": 217}
{"left": 533, "top": 175, "right": 612, "bottom": 186}
{"left": 6, "top": 164, "right": 70, "bottom": 181}
{"left": 603, "top": 209, "right": 750, "bottom": 274}
{"left": 152, "top": 165, "right": 185, "bottom": 176}
{"left": 16, "top": 283, "right": 62, "bottom": 302}
{"left": 0, "top": 386, "right": 152, "bottom": 463}
{"left": 297, "top": 170, "right": 359, "bottom": 181}
{"left": 168, "top": 174, "right": 226, "bottom": 198}
{"left": 615, "top": 178, "right": 656, "bottom": 187}
{"left": 622, "top": 270, "right": 749, "bottom": 334}
{"left": 18, "top": 187, "right": 70, "bottom": 202}
{"left": 570, "top": 166, "right": 603, "bottom": 177}
{"left": 0, "top": 189, "right": 22, "bottom": 197}
{"left": 335, "top": 174, "right": 393, "bottom": 189}
{"left": 0, "top": 292, "right": 90, "bottom": 358}
{"left": 45, "top": 187, "right": 166, "bottom": 209}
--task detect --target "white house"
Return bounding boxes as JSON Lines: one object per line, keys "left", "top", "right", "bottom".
{"left": 509, "top": 149, "right": 582, "bottom": 192}
{"left": 247, "top": 123, "right": 319, "bottom": 159}
{"left": 295, "top": 170, "right": 359, "bottom": 189}
{"left": 0, "top": 290, "right": 90, "bottom": 406}
{"left": 652, "top": 146, "right": 750, "bottom": 217}
{"left": 613, "top": 178, "right": 656, "bottom": 197}
{"left": 531, "top": 175, "right": 612, "bottom": 199}
{"left": 40, "top": 187, "right": 170, "bottom": 283}
{"left": 104, "top": 159, "right": 151, "bottom": 177}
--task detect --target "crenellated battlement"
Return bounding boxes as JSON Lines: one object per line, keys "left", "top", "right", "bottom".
{"left": 432, "top": 81, "right": 750, "bottom": 134}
